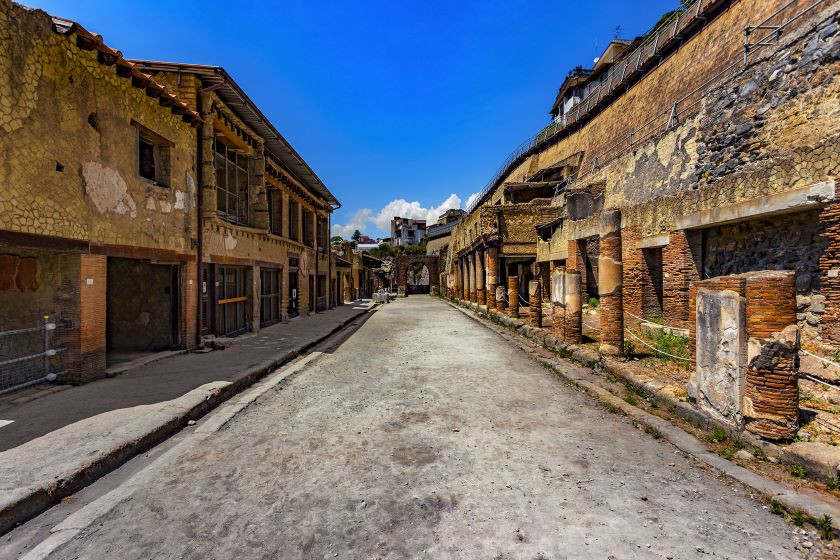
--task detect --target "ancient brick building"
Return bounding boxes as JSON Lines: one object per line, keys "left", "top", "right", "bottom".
{"left": 448, "top": 0, "right": 839, "bottom": 358}
{"left": 0, "top": 1, "right": 201, "bottom": 386}
{"left": 132, "top": 62, "right": 339, "bottom": 336}
{"left": 0, "top": 1, "right": 340, "bottom": 388}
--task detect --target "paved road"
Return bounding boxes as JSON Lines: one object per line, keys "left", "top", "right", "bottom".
{"left": 0, "top": 302, "right": 371, "bottom": 451}
{"left": 15, "top": 296, "right": 807, "bottom": 559}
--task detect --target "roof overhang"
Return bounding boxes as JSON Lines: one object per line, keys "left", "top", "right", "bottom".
{"left": 130, "top": 61, "right": 338, "bottom": 208}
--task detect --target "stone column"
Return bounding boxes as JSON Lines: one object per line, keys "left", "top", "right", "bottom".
{"left": 599, "top": 209, "right": 624, "bottom": 356}
{"left": 529, "top": 280, "right": 542, "bottom": 328}
{"left": 495, "top": 285, "right": 507, "bottom": 311}
{"left": 475, "top": 248, "right": 485, "bottom": 306}
{"left": 486, "top": 247, "right": 498, "bottom": 310}
{"left": 564, "top": 271, "right": 582, "bottom": 344}
{"left": 507, "top": 275, "right": 519, "bottom": 318}
{"left": 462, "top": 258, "right": 469, "bottom": 301}
{"left": 468, "top": 253, "right": 476, "bottom": 303}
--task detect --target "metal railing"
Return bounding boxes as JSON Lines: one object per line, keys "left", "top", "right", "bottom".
{"left": 466, "top": 0, "right": 829, "bottom": 213}
{"left": 0, "top": 316, "right": 65, "bottom": 395}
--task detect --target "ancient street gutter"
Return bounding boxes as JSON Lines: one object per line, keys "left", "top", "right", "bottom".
{"left": 443, "top": 297, "right": 840, "bottom": 535}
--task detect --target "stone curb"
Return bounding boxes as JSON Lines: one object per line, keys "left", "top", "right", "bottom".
{"left": 443, "top": 297, "right": 840, "bottom": 534}
{"left": 0, "top": 305, "right": 374, "bottom": 535}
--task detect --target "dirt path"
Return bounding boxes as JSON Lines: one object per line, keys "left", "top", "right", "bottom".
{"left": 43, "top": 296, "right": 807, "bottom": 559}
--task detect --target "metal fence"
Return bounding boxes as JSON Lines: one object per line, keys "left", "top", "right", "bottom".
{"left": 466, "top": 0, "right": 829, "bottom": 213}
{"left": 0, "top": 316, "right": 64, "bottom": 395}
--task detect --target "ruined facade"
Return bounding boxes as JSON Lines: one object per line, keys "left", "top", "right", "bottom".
{"left": 0, "top": 1, "right": 339, "bottom": 388}
{"left": 445, "top": 0, "right": 839, "bottom": 440}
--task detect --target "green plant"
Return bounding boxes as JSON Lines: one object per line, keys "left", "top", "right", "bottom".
{"left": 721, "top": 448, "right": 734, "bottom": 460}
{"left": 730, "top": 434, "right": 744, "bottom": 450}
{"left": 832, "top": 349, "right": 840, "bottom": 363}
{"left": 608, "top": 373, "right": 619, "bottom": 383}
{"left": 624, "top": 393, "right": 638, "bottom": 406}
{"left": 817, "top": 514, "right": 834, "bottom": 540}
{"left": 769, "top": 499, "right": 784, "bottom": 516}
{"left": 587, "top": 297, "right": 600, "bottom": 308}
{"left": 645, "top": 426, "right": 662, "bottom": 439}
{"left": 751, "top": 447, "right": 767, "bottom": 460}
{"left": 828, "top": 477, "right": 840, "bottom": 491}
{"left": 647, "top": 397, "right": 659, "bottom": 409}
{"left": 643, "top": 329, "right": 690, "bottom": 366}
{"left": 707, "top": 427, "right": 727, "bottom": 444}
{"left": 791, "top": 511, "right": 805, "bottom": 527}
{"left": 623, "top": 340, "right": 635, "bottom": 355}
{"left": 555, "top": 346, "right": 573, "bottom": 359}
{"left": 647, "top": 314, "right": 665, "bottom": 325}
{"left": 789, "top": 464, "right": 807, "bottom": 479}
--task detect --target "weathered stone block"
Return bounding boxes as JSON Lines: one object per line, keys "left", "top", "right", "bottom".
{"left": 691, "top": 289, "right": 746, "bottom": 427}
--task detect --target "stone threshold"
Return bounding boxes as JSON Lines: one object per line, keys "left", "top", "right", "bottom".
{"left": 443, "top": 295, "right": 840, "bottom": 535}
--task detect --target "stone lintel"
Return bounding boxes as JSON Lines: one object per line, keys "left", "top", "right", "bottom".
{"left": 676, "top": 180, "right": 836, "bottom": 230}
{"left": 567, "top": 224, "right": 599, "bottom": 240}
{"left": 637, "top": 233, "right": 670, "bottom": 249}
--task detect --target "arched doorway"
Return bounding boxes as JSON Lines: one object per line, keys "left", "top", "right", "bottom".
{"left": 406, "top": 262, "right": 430, "bottom": 295}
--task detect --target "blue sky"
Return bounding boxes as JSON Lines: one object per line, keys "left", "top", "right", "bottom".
{"left": 30, "top": 0, "right": 676, "bottom": 237}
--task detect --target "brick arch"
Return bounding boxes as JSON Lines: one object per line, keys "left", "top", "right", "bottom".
{"left": 394, "top": 255, "right": 440, "bottom": 295}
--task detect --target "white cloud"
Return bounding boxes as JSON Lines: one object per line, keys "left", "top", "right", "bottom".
{"left": 465, "top": 191, "right": 480, "bottom": 209}
{"left": 332, "top": 194, "right": 466, "bottom": 238}
{"left": 331, "top": 208, "right": 371, "bottom": 237}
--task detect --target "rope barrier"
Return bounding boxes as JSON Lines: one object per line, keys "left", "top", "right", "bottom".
{"left": 800, "top": 350, "right": 840, "bottom": 370}
{"left": 801, "top": 373, "right": 839, "bottom": 390}
{"left": 624, "top": 328, "right": 691, "bottom": 362}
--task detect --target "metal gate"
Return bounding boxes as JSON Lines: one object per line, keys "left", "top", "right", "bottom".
{"left": 0, "top": 316, "right": 63, "bottom": 395}
{"left": 216, "top": 265, "right": 248, "bottom": 336}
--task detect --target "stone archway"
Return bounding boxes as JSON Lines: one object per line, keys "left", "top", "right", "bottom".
{"left": 394, "top": 255, "right": 440, "bottom": 296}
{"left": 405, "top": 262, "right": 430, "bottom": 294}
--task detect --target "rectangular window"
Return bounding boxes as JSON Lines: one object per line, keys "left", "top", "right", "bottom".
{"left": 214, "top": 139, "right": 250, "bottom": 226}
{"left": 288, "top": 200, "right": 300, "bottom": 241}
{"left": 268, "top": 190, "right": 283, "bottom": 236}
{"left": 316, "top": 216, "right": 326, "bottom": 251}
{"left": 132, "top": 120, "right": 172, "bottom": 187}
{"left": 303, "top": 209, "right": 314, "bottom": 247}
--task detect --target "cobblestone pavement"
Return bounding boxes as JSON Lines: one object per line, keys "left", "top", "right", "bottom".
{"left": 25, "top": 296, "right": 811, "bottom": 559}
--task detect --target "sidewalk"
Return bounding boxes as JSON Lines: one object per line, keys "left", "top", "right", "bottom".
{"left": 0, "top": 300, "right": 375, "bottom": 533}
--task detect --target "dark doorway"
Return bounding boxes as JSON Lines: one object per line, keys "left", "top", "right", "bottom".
{"left": 583, "top": 238, "right": 599, "bottom": 300}
{"left": 642, "top": 247, "right": 664, "bottom": 318}
{"left": 260, "top": 267, "right": 281, "bottom": 327}
{"left": 106, "top": 257, "right": 179, "bottom": 366}
{"left": 288, "top": 258, "right": 299, "bottom": 318}
{"left": 216, "top": 265, "right": 248, "bottom": 337}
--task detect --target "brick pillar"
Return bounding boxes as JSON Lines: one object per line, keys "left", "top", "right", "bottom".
{"left": 663, "top": 229, "right": 702, "bottom": 329}
{"left": 250, "top": 264, "right": 260, "bottom": 332}
{"left": 468, "top": 253, "right": 476, "bottom": 303}
{"left": 486, "top": 246, "right": 498, "bottom": 311}
{"left": 462, "top": 258, "right": 469, "bottom": 301}
{"left": 599, "top": 209, "right": 624, "bottom": 356}
{"left": 621, "top": 226, "right": 644, "bottom": 328}
{"left": 508, "top": 275, "right": 519, "bottom": 318}
{"left": 529, "top": 280, "right": 542, "bottom": 328}
{"left": 184, "top": 261, "right": 198, "bottom": 350}
{"left": 475, "top": 248, "right": 485, "bottom": 306}
{"left": 199, "top": 93, "right": 217, "bottom": 217}
{"left": 819, "top": 201, "right": 840, "bottom": 344}
{"left": 78, "top": 254, "right": 107, "bottom": 384}
{"left": 567, "top": 239, "right": 586, "bottom": 297}
{"left": 564, "top": 271, "right": 582, "bottom": 344}
{"left": 743, "top": 271, "right": 799, "bottom": 441}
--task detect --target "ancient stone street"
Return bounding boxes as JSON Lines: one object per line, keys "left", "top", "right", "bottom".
{"left": 7, "top": 297, "right": 807, "bottom": 559}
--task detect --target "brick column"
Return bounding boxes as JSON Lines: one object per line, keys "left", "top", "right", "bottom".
{"left": 77, "top": 254, "right": 107, "bottom": 384}
{"left": 250, "top": 264, "right": 261, "bottom": 332}
{"left": 567, "top": 239, "right": 586, "bottom": 297}
{"left": 743, "top": 271, "right": 799, "bottom": 441}
{"left": 663, "top": 229, "right": 702, "bottom": 329}
{"left": 468, "top": 253, "right": 476, "bottom": 303}
{"left": 529, "top": 280, "right": 542, "bottom": 328}
{"left": 486, "top": 246, "right": 498, "bottom": 311}
{"left": 564, "top": 271, "right": 582, "bottom": 344}
{"left": 462, "top": 258, "right": 469, "bottom": 301}
{"left": 507, "top": 275, "right": 519, "bottom": 318}
{"left": 475, "top": 248, "right": 485, "bottom": 306}
{"left": 599, "top": 209, "right": 624, "bottom": 356}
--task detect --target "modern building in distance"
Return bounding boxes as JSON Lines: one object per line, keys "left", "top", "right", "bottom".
{"left": 390, "top": 217, "right": 426, "bottom": 246}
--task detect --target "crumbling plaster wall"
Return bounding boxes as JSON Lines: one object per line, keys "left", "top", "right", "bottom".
{"left": 0, "top": 1, "right": 198, "bottom": 253}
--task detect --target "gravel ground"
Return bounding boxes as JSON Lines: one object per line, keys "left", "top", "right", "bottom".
{"left": 49, "top": 296, "right": 809, "bottom": 559}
